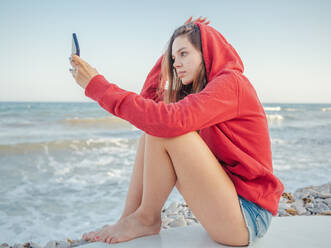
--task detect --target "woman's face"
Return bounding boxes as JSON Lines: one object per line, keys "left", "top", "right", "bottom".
{"left": 171, "top": 35, "right": 202, "bottom": 85}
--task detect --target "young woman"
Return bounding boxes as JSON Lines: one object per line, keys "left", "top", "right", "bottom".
{"left": 69, "top": 17, "right": 284, "bottom": 247}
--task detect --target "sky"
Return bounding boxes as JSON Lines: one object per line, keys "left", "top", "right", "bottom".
{"left": 0, "top": 0, "right": 330, "bottom": 103}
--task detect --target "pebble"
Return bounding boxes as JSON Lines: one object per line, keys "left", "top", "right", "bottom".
{"left": 185, "top": 219, "right": 197, "bottom": 225}
{"left": 291, "top": 202, "right": 307, "bottom": 215}
{"left": 30, "top": 243, "right": 41, "bottom": 248}
{"left": 320, "top": 210, "right": 331, "bottom": 215}
{"left": 44, "top": 241, "right": 57, "bottom": 248}
{"left": 167, "top": 202, "right": 179, "bottom": 212}
{"left": 13, "top": 244, "right": 24, "bottom": 248}
{"left": 324, "top": 198, "right": 331, "bottom": 206}
{"left": 278, "top": 182, "right": 331, "bottom": 217}
{"left": 168, "top": 215, "right": 187, "bottom": 228}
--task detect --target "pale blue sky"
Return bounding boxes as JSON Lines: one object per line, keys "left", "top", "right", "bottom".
{"left": 0, "top": 0, "right": 330, "bottom": 103}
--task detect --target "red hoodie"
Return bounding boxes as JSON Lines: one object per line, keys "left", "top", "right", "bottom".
{"left": 85, "top": 23, "right": 284, "bottom": 216}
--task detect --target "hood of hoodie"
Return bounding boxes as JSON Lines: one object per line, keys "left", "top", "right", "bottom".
{"left": 196, "top": 23, "right": 244, "bottom": 82}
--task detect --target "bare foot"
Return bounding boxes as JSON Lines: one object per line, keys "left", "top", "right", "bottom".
{"left": 82, "top": 214, "right": 132, "bottom": 242}
{"left": 97, "top": 211, "right": 162, "bottom": 244}
{"left": 82, "top": 224, "right": 115, "bottom": 242}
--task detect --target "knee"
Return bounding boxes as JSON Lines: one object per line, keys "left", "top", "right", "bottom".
{"left": 144, "top": 133, "right": 164, "bottom": 142}
{"left": 145, "top": 131, "right": 198, "bottom": 140}
{"left": 144, "top": 131, "right": 199, "bottom": 149}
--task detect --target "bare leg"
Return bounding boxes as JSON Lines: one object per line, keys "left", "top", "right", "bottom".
{"left": 82, "top": 133, "right": 146, "bottom": 241}
{"left": 99, "top": 131, "right": 175, "bottom": 244}
{"left": 102, "top": 132, "right": 249, "bottom": 246}
{"left": 120, "top": 133, "right": 146, "bottom": 218}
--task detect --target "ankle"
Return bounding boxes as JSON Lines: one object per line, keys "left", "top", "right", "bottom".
{"left": 135, "top": 208, "right": 161, "bottom": 226}
{"left": 119, "top": 214, "right": 127, "bottom": 222}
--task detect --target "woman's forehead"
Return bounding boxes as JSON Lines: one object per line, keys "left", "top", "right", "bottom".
{"left": 172, "top": 36, "right": 192, "bottom": 53}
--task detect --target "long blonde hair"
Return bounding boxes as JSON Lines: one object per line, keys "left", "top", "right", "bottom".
{"left": 160, "top": 23, "right": 207, "bottom": 104}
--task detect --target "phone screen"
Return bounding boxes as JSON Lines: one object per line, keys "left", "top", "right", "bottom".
{"left": 72, "top": 33, "right": 80, "bottom": 56}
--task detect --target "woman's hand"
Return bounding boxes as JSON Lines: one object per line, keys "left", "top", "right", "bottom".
{"left": 69, "top": 55, "right": 99, "bottom": 89}
{"left": 184, "top": 16, "right": 210, "bottom": 25}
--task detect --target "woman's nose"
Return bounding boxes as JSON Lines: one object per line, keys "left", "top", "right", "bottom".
{"left": 173, "top": 59, "right": 182, "bottom": 68}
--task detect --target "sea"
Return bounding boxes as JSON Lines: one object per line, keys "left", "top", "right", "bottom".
{"left": 0, "top": 102, "right": 331, "bottom": 245}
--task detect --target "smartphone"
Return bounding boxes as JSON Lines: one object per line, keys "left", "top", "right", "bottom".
{"left": 72, "top": 33, "right": 80, "bottom": 56}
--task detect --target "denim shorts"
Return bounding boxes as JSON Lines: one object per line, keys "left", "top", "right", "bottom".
{"left": 238, "top": 195, "right": 272, "bottom": 246}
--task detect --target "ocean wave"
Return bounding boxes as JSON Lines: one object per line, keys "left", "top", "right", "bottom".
{"left": 266, "top": 114, "right": 284, "bottom": 121}
{"left": 61, "top": 116, "right": 132, "bottom": 128}
{"left": 321, "top": 107, "right": 331, "bottom": 112}
{"left": 284, "top": 108, "right": 297, "bottom": 112}
{"left": 270, "top": 138, "right": 286, "bottom": 144}
{"left": 264, "top": 106, "right": 281, "bottom": 111}
{"left": 3, "top": 121, "right": 35, "bottom": 127}
{"left": 0, "top": 137, "right": 137, "bottom": 155}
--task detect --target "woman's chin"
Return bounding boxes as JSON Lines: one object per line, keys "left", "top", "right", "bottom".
{"left": 181, "top": 80, "right": 193, "bottom": 86}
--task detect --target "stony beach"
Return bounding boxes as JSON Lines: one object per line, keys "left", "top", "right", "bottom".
{"left": 1, "top": 182, "right": 330, "bottom": 248}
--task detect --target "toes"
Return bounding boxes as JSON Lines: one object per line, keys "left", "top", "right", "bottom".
{"left": 105, "top": 236, "right": 113, "bottom": 244}
{"left": 110, "top": 237, "right": 118, "bottom": 244}
{"left": 82, "top": 232, "right": 93, "bottom": 241}
{"left": 96, "top": 229, "right": 110, "bottom": 242}
{"left": 87, "top": 231, "right": 97, "bottom": 241}
{"left": 91, "top": 229, "right": 105, "bottom": 242}
{"left": 98, "top": 235, "right": 107, "bottom": 243}
{"left": 82, "top": 233, "right": 88, "bottom": 241}
{"left": 100, "top": 233, "right": 111, "bottom": 243}
{"left": 83, "top": 226, "right": 112, "bottom": 242}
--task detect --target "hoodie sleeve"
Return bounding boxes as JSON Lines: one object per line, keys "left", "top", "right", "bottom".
{"left": 85, "top": 71, "right": 239, "bottom": 137}
{"left": 139, "top": 55, "right": 165, "bottom": 103}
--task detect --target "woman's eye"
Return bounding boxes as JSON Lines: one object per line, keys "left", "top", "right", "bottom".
{"left": 181, "top": 51, "right": 187, "bottom": 56}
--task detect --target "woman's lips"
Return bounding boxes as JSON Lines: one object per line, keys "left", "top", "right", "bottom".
{"left": 178, "top": 71, "right": 186, "bottom": 77}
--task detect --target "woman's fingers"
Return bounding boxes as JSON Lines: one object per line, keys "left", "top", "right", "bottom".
{"left": 193, "top": 16, "right": 203, "bottom": 23}
{"left": 71, "top": 54, "right": 81, "bottom": 65}
{"left": 69, "top": 65, "right": 79, "bottom": 79}
{"left": 70, "top": 60, "right": 76, "bottom": 68}
{"left": 69, "top": 55, "right": 99, "bottom": 89}
{"left": 69, "top": 56, "right": 79, "bottom": 69}
{"left": 70, "top": 55, "right": 89, "bottom": 75}
{"left": 199, "top": 17, "right": 206, "bottom": 22}
{"left": 73, "top": 55, "right": 92, "bottom": 70}
{"left": 186, "top": 16, "right": 210, "bottom": 25}
{"left": 184, "top": 16, "right": 193, "bottom": 25}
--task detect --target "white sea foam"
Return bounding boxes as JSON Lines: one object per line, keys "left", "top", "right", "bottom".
{"left": 62, "top": 116, "right": 132, "bottom": 128}
{"left": 264, "top": 106, "right": 281, "bottom": 111}
{"left": 0, "top": 137, "right": 134, "bottom": 155}
{"left": 0, "top": 159, "right": 182, "bottom": 246}
{"left": 266, "top": 114, "right": 284, "bottom": 121}
{"left": 274, "top": 164, "right": 292, "bottom": 171}
{"left": 321, "top": 107, "right": 331, "bottom": 112}
{"left": 284, "top": 108, "right": 297, "bottom": 112}
{"left": 271, "top": 138, "right": 286, "bottom": 144}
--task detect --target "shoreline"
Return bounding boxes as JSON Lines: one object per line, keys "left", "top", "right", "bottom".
{"left": 1, "top": 182, "right": 330, "bottom": 248}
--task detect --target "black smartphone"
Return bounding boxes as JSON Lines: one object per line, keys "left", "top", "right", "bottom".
{"left": 72, "top": 33, "right": 80, "bottom": 56}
